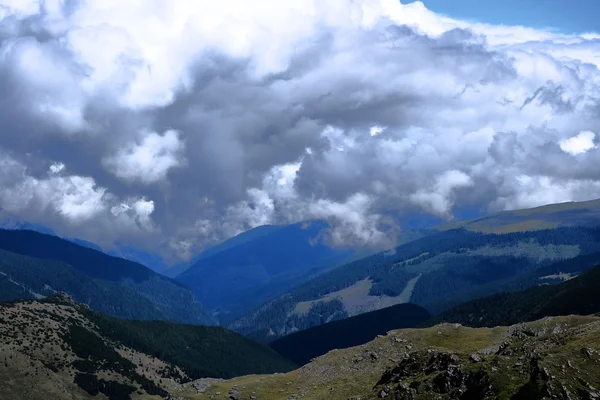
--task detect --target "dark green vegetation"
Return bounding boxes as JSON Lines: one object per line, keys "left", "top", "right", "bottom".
{"left": 176, "top": 221, "right": 365, "bottom": 321}
{"left": 0, "top": 294, "right": 296, "bottom": 400}
{"left": 434, "top": 263, "right": 600, "bottom": 328}
{"left": 230, "top": 226, "right": 600, "bottom": 341}
{"left": 64, "top": 324, "right": 167, "bottom": 399}
{"left": 270, "top": 303, "right": 431, "bottom": 365}
{"left": 0, "top": 229, "right": 215, "bottom": 325}
{"left": 83, "top": 308, "right": 296, "bottom": 379}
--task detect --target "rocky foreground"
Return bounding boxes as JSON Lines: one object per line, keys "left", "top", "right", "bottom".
{"left": 194, "top": 315, "right": 600, "bottom": 400}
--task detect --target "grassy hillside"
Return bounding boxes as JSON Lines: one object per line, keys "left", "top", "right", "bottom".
{"left": 0, "top": 294, "right": 295, "bottom": 400}
{"left": 194, "top": 315, "right": 600, "bottom": 400}
{"left": 270, "top": 303, "right": 431, "bottom": 365}
{"left": 229, "top": 226, "right": 600, "bottom": 342}
{"left": 0, "top": 230, "right": 215, "bottom": 325}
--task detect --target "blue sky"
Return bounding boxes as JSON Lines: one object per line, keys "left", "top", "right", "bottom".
{"left": 407, "top": 0, "right": 600, "bottom": 34}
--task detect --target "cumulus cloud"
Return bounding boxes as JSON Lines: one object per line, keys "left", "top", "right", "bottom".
{"left": 560, "top": 131, "right": 596, "bottom": 155}
{"left": 103, "top": 129, "right": 186, "bottom": 184}
{"left": 410, "top": 170, "right": 474, "bottom": 217}
{"left": 1, "top": 0, "right": 600, "bottom": 259}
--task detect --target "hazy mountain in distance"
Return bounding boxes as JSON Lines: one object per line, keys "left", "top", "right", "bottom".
{"left": 176, "top": 220, "right": 367, "bottom": 321}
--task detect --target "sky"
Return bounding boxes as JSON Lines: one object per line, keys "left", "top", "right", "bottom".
{"left": 1, "top": 0, "right": 600, "bottom": 261}
{"left": 409, "top": 0, "right": 600, "bottom": 33}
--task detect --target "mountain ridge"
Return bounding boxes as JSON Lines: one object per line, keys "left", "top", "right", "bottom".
{"left": 0, "top": 294, "right": 295, "bottom": 400}
{"left": 0, "top": 229, "right": 216, "bottom": 325}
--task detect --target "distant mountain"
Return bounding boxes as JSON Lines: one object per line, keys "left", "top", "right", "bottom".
{"left": 433, "top": 262, "right": 600, "bottom": 328}
{"left": 0, "top": 208, "right": 56, "bottom": 235}
{"left": 163, "top": 224, "right": 284, "bottom": 278}
{"left": 106, "top": 244, "right": 170, "bottom": 274}
{"left": 0, "top": 229, "right": 216, "bottom": 325}
{"left": 0, "top": 208, "right": 179, "bottom": 276}
{"left": 176, "top": 220, "right": 367, "bottom": 321}
{"left": 0, "top": 294, "right": 294, "bottom": 400}
{"left": 438, "top": 198, "right": 600, "bottom": 233}
{"left": 229, "top": 226, "right": 600, "bottom": 342}
{"left": 270, "top": 303, "right": 431, "bottom": 365}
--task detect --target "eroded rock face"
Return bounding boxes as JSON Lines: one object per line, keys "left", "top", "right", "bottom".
{"left": 375, "top": 351, "right": 495, "bottom": 399}
{"left": 373, "top": 340, "right": 600, "bottom": 400}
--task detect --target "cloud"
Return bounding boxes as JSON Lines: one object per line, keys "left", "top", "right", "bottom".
{"left": 103, "top": 129, "right": 186, "bottom": 184}
{"left": 0, "top": 150, "right": 157, "bottom": 248}
{"left": 410, "top": 170, "right": 474, "bottom": 217}
{"left": 1, "top": 0, "right": 600, "bottom": 259}
{"left": 560, "top": 131, "right": 596, "bottom": 155}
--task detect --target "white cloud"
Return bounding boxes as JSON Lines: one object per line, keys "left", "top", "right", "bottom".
{"left": 111, "top": 198, "right": 156, "bottom": 230}
{"left": 560, "top": 131, "right": 596, "bottom": 155}
{"left": 1, "top": 0, "right": 600, "bottom": 257}
{"left": 0, "top": 0, "right": 40, "bottom": 19}
{"left": 493, "top": 175, "right": 600, "bottom": 211}
{"left": 104, "top": 130, "right": 186, "bottom": 184}
{"left": 410, "top": 170, "right": 474, "bottom": 217}
{"left": 0, "top": 163, "right": 107, "bottom": 222}
{"left": 48, "top": 162, "right": 65, "bottom": 175}
{"left": 370, "top": 125, "right": 385, "bottom": 137}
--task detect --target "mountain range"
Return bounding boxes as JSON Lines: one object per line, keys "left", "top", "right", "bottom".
{"left": 228, "top": 224, "right": 600, "bottom": 342}
{"left": 5, "top": 198, "right": 600, "bottom": 399}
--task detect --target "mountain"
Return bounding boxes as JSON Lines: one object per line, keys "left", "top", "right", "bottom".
{"left": 194, "top": 315, "right": 600, "bottom": 400}
{"left": 106, "top": 244, "right": 169, "bottom": 274}
{"left": 0, "top": 229, "right": 216, "bottom": 325}
{"left": 433, "top": 262, "right": 600, "bottom": 328}
{"left": 229, "top": 225, "right": 600, "bottom": 342}
{"left": 438, "top": 198, "right": 600, "bottom": 233}
{"left": 0, "top": 208, "right": 56, "bottom": 235}
{"left": 163, "top": 224, "right": 284, "bottom": 278}
{"left": 270, "top": 303, "right": 431, "bottom": 365}
{"left": 0, "top": 294, "right": 295, "bottom": 400}
{"left": 176, "top": 220, "right": 367, "bottom": 321}
{"left": 270, "top": 260, "right": 600, "bottom": 367}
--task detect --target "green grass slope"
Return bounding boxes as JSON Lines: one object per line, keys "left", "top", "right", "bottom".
{"left": 270, "top": 303, "right": 431, "bottom": 366}
{"left": 195, "top": 315, "right": 600, "bottom": 400}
